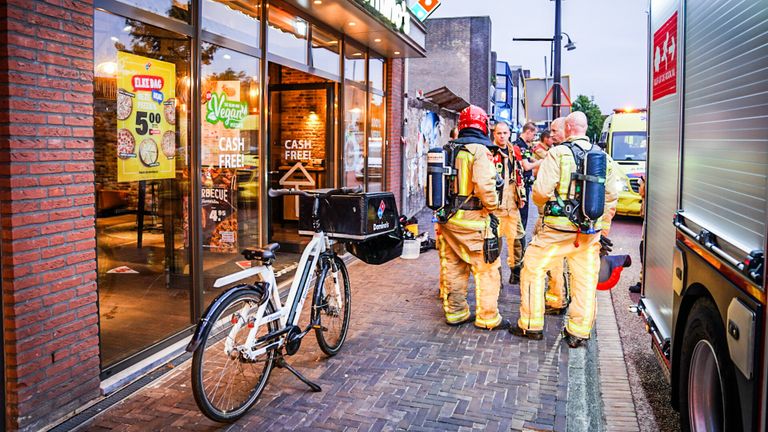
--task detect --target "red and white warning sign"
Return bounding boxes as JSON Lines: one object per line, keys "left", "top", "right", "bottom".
{"left": 541, "top": 83, "right": 572, "bottom": 107}
{"left": 652, "top": 11, "right": 678, "bottom": 101}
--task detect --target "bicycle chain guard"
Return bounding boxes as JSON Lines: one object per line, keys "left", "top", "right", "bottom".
{"left": 285, "top": 325, "right": 302, "bottom": 355}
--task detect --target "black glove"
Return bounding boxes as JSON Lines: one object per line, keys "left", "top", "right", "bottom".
{"left": 484, "top": 236, "right": 500, "bottom": 263}
{"left": 488, "top": 214, "right": 500, "bottom": 237}
{"left": 599, "top": 235, "right": 613, "bottom": 257}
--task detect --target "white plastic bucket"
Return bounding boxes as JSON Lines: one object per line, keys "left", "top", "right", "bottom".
{"left": 400, "top": 239, "right": 420, "bottom": 259}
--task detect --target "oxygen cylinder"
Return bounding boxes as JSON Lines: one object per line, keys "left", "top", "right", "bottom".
{"left": 581, "top": 149, "right": 606, "bottom": 220}
{"left": 427, "top": 148, "right": 447, "bottom": 210}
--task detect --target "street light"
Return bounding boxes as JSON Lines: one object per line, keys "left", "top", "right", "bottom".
{"left": 562, "top": 32, "right": 576, "bottom": 51}
{"left": 513, "top": 27, "right": 577, "bottom": 121}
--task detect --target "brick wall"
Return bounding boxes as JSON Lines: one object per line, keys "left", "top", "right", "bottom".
{"left": 0, "top": 1, "right": 99, "bottom": 430}
{"left": 386, "top": 58, "right": 403, "bottom": 209}
{"left": 407, "top": 17, "right": 492, "bottom": 113}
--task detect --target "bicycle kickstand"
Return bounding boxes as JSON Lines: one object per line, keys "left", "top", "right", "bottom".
{"left": 275, "top": 356, "right": 322, "bottom": 392}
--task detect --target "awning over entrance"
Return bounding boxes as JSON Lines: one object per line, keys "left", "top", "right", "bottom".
{"left": 285, "top": 0, "right": 426, "bottom": 58}
{"left": 423, "top": 87, "right": 470, "bottom": 112}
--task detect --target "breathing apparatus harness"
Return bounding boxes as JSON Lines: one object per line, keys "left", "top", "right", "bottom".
{"left": 543, "top": 140, "right": 607, "bottom": 238}
{"left": 427, "top": 130, "right": 498, "bottom": 224}
{"left": 426, "top": 130, "right": 501, "bottom": 263}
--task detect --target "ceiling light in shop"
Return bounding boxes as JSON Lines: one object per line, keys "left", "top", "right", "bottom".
{"left": 394, "top": 51, "right": 401, "bottom": 55}
{"left": 353, "top": 52, "right": 362, "bottom": 56}
{"left": 374, "top": 38, "right": 382, "bottom": 43}
{"left": 313, "top": 0, "right": 322, "bottom": 4}
{"left": 95, "top": 61, "right": 117, "bottom": 77}
{"left": 294, "top": 20, "right": 308, "bottom": 37}
{"left": 348, "top": 21, "right": 356, "bottom": 26}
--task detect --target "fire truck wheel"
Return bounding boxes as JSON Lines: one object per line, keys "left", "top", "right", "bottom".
{"left": 678, "top": 300, "right": 742, "bottom": 432}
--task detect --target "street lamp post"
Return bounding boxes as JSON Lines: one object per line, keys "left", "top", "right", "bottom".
{"left": 513, "top": 0, "right": 575, "bottom": 123}
{"left": 553, "top": 0, "right": 562, "bottom": 119}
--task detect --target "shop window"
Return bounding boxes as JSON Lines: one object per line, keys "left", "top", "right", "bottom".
{"left": 344, "top": 43, "right": 366, "bottom": 85}
{"left": 202, "top": 0, "right": 261, "bottom": 47}
{"left": 94, "top": 10, "right": 191, "bottom": 368}
{"left": 200, "top": 45, "right": 261, "bottom": 307}
{"left": 343, "top": 85, "right": 366, "bottom": 188}
{"left": 369, "top": 57, "right": 384, "bottom": 92}
{"left": 311, "top": 25, "right": 339, "bottom": 77}
{"left": 367, "top": 93, "right": 386, "bottom": 192}
{"left": 113, "top": 0, "right": 191, "bottom": 23}
{"left": 268, "top": 6, "right": 308, "bottom": 65}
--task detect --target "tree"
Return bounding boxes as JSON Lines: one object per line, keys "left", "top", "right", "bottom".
{"left": 571, "top": 95, "right": 605, "bottom": 142}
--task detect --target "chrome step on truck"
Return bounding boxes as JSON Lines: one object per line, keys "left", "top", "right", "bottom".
{"left": 639, "top": 1, "right": 767, "bottom": 431}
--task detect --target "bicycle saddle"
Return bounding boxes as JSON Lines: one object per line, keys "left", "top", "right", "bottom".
{"left": 241, "top": 243, "right": 280, "bottom": 261}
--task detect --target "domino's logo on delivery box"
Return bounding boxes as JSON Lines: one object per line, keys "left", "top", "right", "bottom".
{"left": 373, "top": 200, "right": 390, "bottom": 231}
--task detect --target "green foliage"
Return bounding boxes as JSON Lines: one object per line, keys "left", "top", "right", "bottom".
{"left": 571, "top": 95, "right": 604, "bottom": 142}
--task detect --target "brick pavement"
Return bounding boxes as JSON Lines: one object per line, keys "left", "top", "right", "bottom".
{"left": 76, "top": 246, "right": 574, "bottom": 431}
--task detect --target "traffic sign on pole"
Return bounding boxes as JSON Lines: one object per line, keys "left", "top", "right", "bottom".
{"left": 541, "top": 83, "right": 572, "bottom": 107}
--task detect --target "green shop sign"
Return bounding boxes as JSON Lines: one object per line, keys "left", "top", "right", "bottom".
{"left": 205, "top": 92, "right": 248, "bottom": 129}
{"left": 356, "top": 0, "right": 411, "bottom": 34}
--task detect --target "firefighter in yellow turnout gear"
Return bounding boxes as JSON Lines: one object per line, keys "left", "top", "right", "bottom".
{"left": 490, "top": 122, "right": 524, "bottom": 288}
{"left": 510, "top": 112, "right": 621, "bottom": 345}
{"left": 438, "top": 105, "right": 510, "bottom": 330}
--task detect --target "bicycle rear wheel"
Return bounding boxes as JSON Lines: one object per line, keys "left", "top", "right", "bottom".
{"left": 313, "top": 255, "right": 351, "bottom": 356}
{"left": 191, "top": 290, "right": 278, "bottom": 422}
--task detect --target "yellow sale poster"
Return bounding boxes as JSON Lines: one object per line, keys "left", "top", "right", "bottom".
{"left": 116, "top": 52, "right": 177, "bottom": 182}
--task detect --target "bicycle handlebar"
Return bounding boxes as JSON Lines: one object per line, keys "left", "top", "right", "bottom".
{"left": 268, "top": 186, "right": 362, "bottom": 198}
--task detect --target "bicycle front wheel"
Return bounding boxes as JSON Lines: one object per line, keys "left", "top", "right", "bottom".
{"left": 313, "top": 255, "right": 351, "bottom": 356}
{"left": 191, "top": 290, "right": 278, "bottom": 422}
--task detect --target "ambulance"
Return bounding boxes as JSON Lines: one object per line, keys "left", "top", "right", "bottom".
{"left": 636, "top": 1, "right": 767, "bottom": 431}
{"left": 598, "top": 108, "right": 647, "bottom": 217}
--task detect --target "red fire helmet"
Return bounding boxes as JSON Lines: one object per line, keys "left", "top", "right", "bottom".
{"left": 458, "top": 105, "right": 489, "bottom": 135}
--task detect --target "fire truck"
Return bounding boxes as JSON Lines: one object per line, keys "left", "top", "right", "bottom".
{"left": 636, "top": 1, "right": 767, "bottom": 431}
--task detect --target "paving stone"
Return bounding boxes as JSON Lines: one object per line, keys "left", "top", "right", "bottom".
{"left": 72, "top": 219, "right": 640, "bottom": 431}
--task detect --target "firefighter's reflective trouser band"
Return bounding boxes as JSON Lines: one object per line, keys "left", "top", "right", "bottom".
{"left": 519, "top": 227, "right": 600, "bottom": 338}
{"left": 497, "top": 212, "right": 520, "bottom": 269}
{"left": 438, "top": 228, "right": 503, "bottom": 329}
{"left": 545, "top": 259, "right": 567, "bottom": 309}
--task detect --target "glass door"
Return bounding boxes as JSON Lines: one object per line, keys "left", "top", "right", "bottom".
{"left": 267, "top": 83, "right": 334, "bottom": 253}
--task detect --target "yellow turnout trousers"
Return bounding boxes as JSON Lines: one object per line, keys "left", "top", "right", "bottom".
{"left": 497, "top": 211, "right": 520, "bottom": 269}
{"left": 532, "top": 218, "right": 567, "bottom": 309}
{"left": 518, "top": 226, "right": 600, "bottom": 338}
{"left": 438, "top": 226, "right": 503, "bottom": 329}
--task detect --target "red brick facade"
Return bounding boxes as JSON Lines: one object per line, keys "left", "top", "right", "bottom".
{"left": 386, "top": 58, "right": 404, "bottom": 208}
{"left": 0, "top": 1, "right": 100, "bottom": 430}
{"left": 0, "top": 2, "right": 412, "bottom": 430}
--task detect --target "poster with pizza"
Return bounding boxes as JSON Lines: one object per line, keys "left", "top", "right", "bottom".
{"left": 201, "top": 183, "right": 237, "bottom": 253}
{"left": 116, "top": 51, "right": 177, "bottom": 182}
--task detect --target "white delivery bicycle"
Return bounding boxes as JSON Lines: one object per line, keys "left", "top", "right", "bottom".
{"left": 186, "top": 187, "right": 359, "bottom": 423}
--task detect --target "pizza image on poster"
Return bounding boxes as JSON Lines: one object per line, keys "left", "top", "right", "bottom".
{"left": 116, "top": 52, "right": 177, "bottom": 182}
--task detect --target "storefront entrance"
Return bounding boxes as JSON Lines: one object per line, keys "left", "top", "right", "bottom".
{"left": 267, "top": 64, "right": 336, "bottom": 253}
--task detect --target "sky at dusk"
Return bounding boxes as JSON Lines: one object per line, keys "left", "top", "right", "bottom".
{"left": 430, "top": 0, "right": 649, "bottom": 113}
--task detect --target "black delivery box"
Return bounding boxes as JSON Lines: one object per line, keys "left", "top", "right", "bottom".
{"left": 298, "top": 191, "right": 399, "bottom": 241}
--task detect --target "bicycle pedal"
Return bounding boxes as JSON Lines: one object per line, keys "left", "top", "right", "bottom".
{"left": 312, "top": 324, "right": 328, "bottom": 331}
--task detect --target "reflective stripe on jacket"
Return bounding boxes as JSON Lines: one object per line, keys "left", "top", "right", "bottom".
{"left": 535, "top": 136, "right": 621, "bottom": 233}
{"left": 445, "top": 143, "right": 498, "bottom": 234}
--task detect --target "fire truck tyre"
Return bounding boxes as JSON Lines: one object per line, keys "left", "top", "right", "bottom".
{"left": 678, "top": 300, "right": 742, "bottom": 432}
